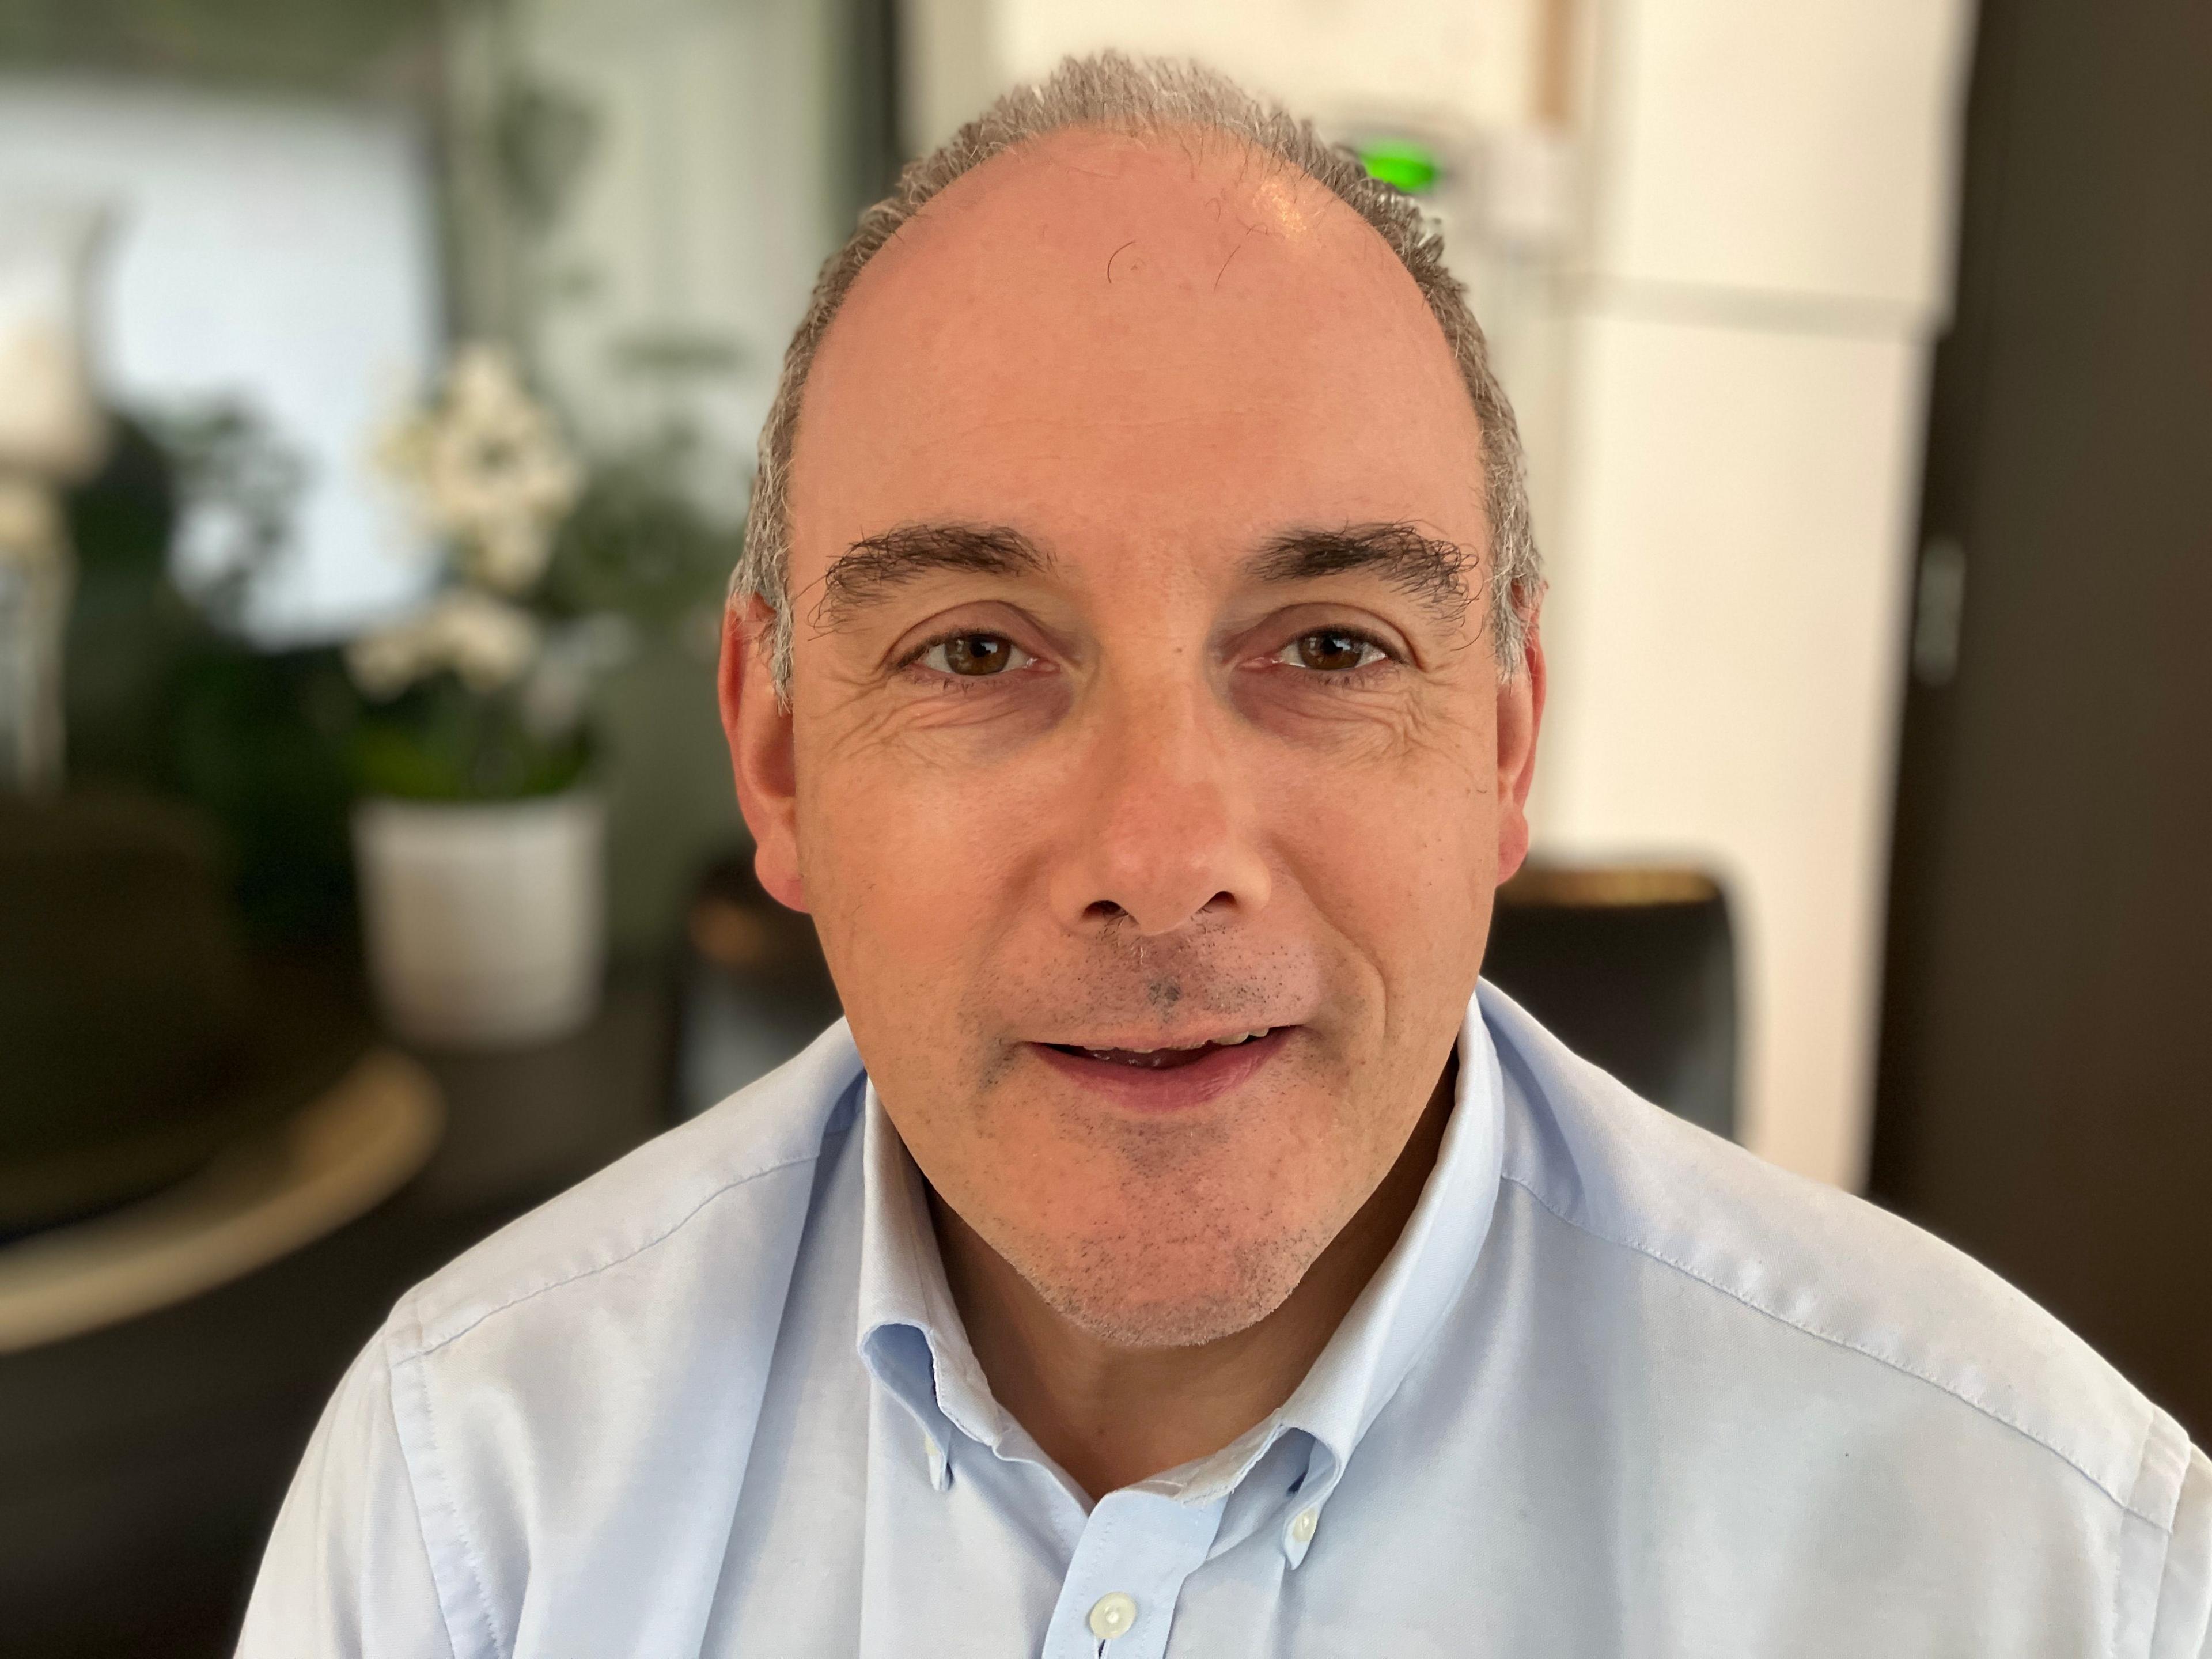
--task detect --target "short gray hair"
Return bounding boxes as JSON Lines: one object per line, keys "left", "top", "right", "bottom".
{"left": 734, "top": 50, "right": 1540, "bottom": 692}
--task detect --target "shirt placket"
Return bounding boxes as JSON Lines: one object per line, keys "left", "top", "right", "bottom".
{"left": 1040, "top": 1487, "right": 1227, "bottom": 1659}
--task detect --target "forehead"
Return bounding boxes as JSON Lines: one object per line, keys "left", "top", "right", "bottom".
{"left": 787, "top": 127, "right": 1487, "bottom": 585}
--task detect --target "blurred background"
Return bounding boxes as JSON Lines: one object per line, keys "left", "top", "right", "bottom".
{"left": 0, "top": 0, "right": 2204, "bottom": 1650}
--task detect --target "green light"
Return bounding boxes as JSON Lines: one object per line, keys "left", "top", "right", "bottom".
{"left": 1358, "top": 139, "right": 1441, "bottom": 196}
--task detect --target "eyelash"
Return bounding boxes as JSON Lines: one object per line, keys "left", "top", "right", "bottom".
{"left": 897, "top": 631, "right": 1039, "bottom": 679}
{"left": 1281, "top": 628, "right": 1391, "bottom": 668}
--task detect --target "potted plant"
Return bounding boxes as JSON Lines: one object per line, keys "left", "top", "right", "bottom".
{"left": 345, "top": 344, "right": 612, "bottom": 1048}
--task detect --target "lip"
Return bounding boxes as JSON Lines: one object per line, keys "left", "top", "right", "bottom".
{"left": 1027, "top": 1027, "right": 1294, "bottom": 1114}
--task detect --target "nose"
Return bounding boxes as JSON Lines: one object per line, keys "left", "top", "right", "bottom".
{"left": 1048, "top": 673, "right": 1272, "bottom": 937}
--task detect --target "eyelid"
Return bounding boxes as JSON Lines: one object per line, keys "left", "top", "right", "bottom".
{"left": 901, "top": 628, "right": 1039, "bottom": 677}
{"left": 887, "top": 598, "right": 1064, "bottom": 668}
{"left": 1259, "top": 623, "right": 1403, "bottom": 671}
{"left": 1230, "top": 598, "right": 1416, "bottom": 661}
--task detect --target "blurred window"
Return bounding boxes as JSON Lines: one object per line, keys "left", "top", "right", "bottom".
{"left": 0, "top": 75, "right": 440, "bottom": 638}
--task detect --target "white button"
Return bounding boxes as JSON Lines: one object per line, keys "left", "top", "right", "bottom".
{"left": 1087, "top": 1591, "right": 1138, "bottom": 1640}
{"left": 1289, "top": 1506, "right": 1319, "bottom": 1545}
{"left": 922, "top": 1435, "right": 949, "bottom": 1491}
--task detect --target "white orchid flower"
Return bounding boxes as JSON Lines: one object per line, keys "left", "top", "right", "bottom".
{"left": 346, "top": 589, "right": 543, "bottom": 700}
{"left": 379, "top": 343, "right": 581, "bottom": 595}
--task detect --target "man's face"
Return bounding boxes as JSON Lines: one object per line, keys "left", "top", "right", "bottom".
{"left": 724, "top": 130, "right": 1541, "bottom": 1347}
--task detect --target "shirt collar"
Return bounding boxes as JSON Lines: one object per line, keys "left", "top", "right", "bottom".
{"left": 855, "top": 1086, "right": 1015, "bottom": 1483}
{"left": 855, "top": 993, "right": 1506, "bottom": 1533}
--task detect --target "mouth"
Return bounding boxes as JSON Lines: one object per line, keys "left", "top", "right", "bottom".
{"left": 1028, "top": 1025, "right": 1293, "bottom": 1111}
{"left": 1044, "top": 1027, "right": 1278, "bottom": 1069}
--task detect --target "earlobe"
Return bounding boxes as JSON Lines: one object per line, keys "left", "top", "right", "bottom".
{"left": 718, "top": 598, "right": 809, "bottom": 912}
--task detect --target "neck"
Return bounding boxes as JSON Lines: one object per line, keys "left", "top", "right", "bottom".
{"left": 932, "top": 1059, "right": 1456, "bottom": 1501}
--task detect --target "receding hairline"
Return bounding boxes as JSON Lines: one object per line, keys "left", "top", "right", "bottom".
{"left": 793, "top": 120, "right": 1483, "bottom": 510}
{"left": 733, "top": 50, "right": 1540, "bottom": 698}
{"left": 820, "top": 120, "right": 1414, "bottom": 335}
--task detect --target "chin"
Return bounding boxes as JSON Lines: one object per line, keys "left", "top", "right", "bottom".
{"left": 1017, "top": 1224, "right": 1328, "bottom": 1352}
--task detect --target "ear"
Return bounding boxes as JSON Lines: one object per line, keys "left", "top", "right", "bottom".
{"left": 718, "top": 596, "right": 809, "bottom": 911}
{"left": 1493, "top": 609, "right": 1547, "bottom": 886}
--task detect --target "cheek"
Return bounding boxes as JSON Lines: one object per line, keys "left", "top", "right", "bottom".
{"left": 794, "top": 730, "right": 1045, "bottom": 1021}
{"left": 1256, "top": 721, "right": 1498, "bottom": 1004}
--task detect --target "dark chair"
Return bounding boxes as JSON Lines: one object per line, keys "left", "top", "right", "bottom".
{"left": 673, "top": 856, "right": 845, "bottom": 1119}
{"left": 1480, "top": 865, "right": 1737, "bottom": 1141}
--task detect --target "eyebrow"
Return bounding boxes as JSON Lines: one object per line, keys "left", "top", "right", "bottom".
{"left": 1247, "top": 522, "right": 1478, "bottom": 628}
{"left": 809, "top": 518, "right": 1477, "bottom": 632}
{"left": 813, "top": 523, "right": 1052, "bottom": 630}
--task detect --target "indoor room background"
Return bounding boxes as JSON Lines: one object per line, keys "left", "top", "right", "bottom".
{"left": 1, "top": 0, "right": 2203, "bottom": 1651}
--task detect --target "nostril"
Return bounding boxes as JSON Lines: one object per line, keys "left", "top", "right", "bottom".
{"left": 1200, "top": 891, "right": 1235, "bottom": 914}
{"left": 1085, "top": 900, "right": 1128, "bottom": 922}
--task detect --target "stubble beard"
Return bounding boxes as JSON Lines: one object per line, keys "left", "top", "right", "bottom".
{"left": 999, "top": 1202, "right": 1342, "bottom": 1350}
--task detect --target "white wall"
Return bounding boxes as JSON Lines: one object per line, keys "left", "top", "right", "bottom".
{"left": 899, "top": 0, "right": 1976, "bottom": 1189}
{"left": 1533, "top": 0, "right": 1974, "bottom": 1187}
{"left": 0, "top": 75, "right": 442, "bottom": 640}
{"left": 1583, "top": 1, "right": 1968, "bottom": 312}
{"left": 902, "top": 0, "right": 1540, "bottom": 151}
{"left": 1533, "top": 313, "right": 1930, "bottom": 1185}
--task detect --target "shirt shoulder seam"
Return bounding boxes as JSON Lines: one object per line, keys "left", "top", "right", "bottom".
{"left": 1497, "top": 1169, "right": 2169, "bottom": 1531}
{"left": 399, "top": 1145, "right": 827, "bottom": 1362}
{"left": 383, "top": 1319, "right": 499, "bottom": 1659}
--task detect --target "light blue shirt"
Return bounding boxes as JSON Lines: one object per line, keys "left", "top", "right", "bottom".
{"left": 242, "top": 986, "right": 2212, "bottom": 1656}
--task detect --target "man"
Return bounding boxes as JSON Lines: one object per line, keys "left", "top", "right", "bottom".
{"left": 245, "top": 54, "right": 2209, "bottom": 1657}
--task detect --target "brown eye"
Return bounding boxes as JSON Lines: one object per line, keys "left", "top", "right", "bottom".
{"left": 1284, "top": 629, "right": 1382, "bottom": 672}
{"left": 921, "top": 634, "right": 1031, "bottom": 676}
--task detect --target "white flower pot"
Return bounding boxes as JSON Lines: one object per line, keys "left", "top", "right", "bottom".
{"left": 352, "top": 792, "right": 605, "bottom": 1049}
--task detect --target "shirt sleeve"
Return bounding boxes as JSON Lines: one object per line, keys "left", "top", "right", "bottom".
{"left": 237, "top": 1329, "right": 457, "bottom": 1659}
{"left": 2153, "top": 1443, "right": 2212, "bottom": 1659}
